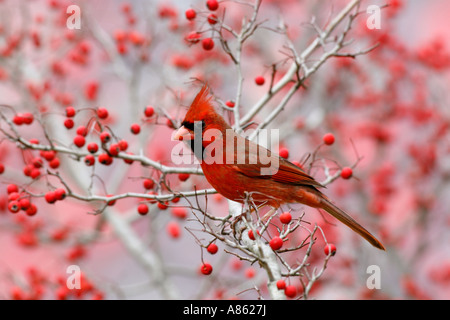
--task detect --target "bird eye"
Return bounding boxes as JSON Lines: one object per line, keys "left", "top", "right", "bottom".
{"left": 182, "top": 121, "right": 205, "bottom": 131}
{"left": 181, "top": 121, "right": 195, "bottom": 131}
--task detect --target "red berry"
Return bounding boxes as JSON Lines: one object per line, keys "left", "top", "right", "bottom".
{"left": 206, "top": 0, "right": 219, "bottom": 11}
{"left": 0, "top": 163, "right": 4, "bottom": 174}
{"left": 323, "top": 133, "right": 335, "bottom": 145}
{"left": 45, "top": 191, "right": 57, "bottom": 204}
{"left": 171, "top": 207, "right": 187, "bottom": 219}
{"left": 200, "top": 263, "right": 213, "bottom": 275}
{"left": 202, "top": 38, "right": 214, "bottom": 51}
{"left": 8, "top": 192, "right": 20, "bottom": 202}
{"left": 109, "top": 143, "right": 121, "bottom": 156}
{"left": 185, "top": 8, "right": 196, "bottom": 20}
{"left": 100, "top": 131, "right": 111, "bottom": 143}
{"left": 130, "top": 123, "right": 141, "bottom": 134}
{"left": 25, "top": 169, "right": 39, "bottom": 181}
{"left": 19, "top": 198, "right": 31, "bottom": 210}
{"left": 255, "top": 76, "right": 265, "bottom": 86}
{"left": 284, "top": 285, "right": 297, "bottom": 298}
{"left": 10, "top": 286, "right": 24, "bottom": 300}
{"left": 245, "top": 268, "right": 256, "bottom": 278}
{"left": 25, "top": 203, "right": 38, "bottom": 216}
{"left": 144, "top": 106, "right": 154, "bottom": 117}
{"left": 171, "top": 196, "right": 181, "bottom": 204}
{"left": 123, "top": 152, "right": 134, "bottom": 164}
{"left": 30, "top": 168, "right": 41, "bottom": 179}
{"left": 279, "top": 212, "right": 292, "bottom": 224}
{"left": 76, "top": 125, "right": 88, "bottom": 136}
{"left": 117, "top": 42, "right": 128, "bottom": 55}
{"left": 22, "top": 113, "right": 34, "bottom": 125}
{"left": 64, "top": 118, "right": 74, "bottom": 129}
{"left": 207, "top": 13, "right": 218, "bottom": 25}
{"left": 137, "top": 203, "right": 149, "bottom": 215}
{"left": 98, "top": 153, "right": 113, "bottom": 165}
{"left": 178, "top": 173, "right": 190, "bottom": 182}
{"left": 31, "top": 157, "right": 43, "bottom": 169}
{"left": 207, "top": 243, "right": 218, "bottom": 254}
{"left": 54, "top": 188, "right": 66, "bottom": 201}
{"left": 114, "top": 30, "right": 127, "bottom": 42}
{"left": 269, "top": 236, "right": 283, "bottom": 250}
{"left": 73, "top": 135, "right": 86, "bottom": 148}
{"left": 225, "top": 100, "right": 235, "bottom": 108}
{"left": 248, "top": 229, "right": 260, "bottom": 240}
{"left": 49, "top": 158, "right": 60, "bottom": 169}
{"left": 324, "top": 243, "right": 337, "bottom": 256}
{"left": 41, "top": 150, "right": 56, "bottom": 161}
{"left": 185, "top": 31, "right": 201, "bottom": 44}
{"left": 106, "top": 195, "right": 116, "bottom": 206}
{"left": 87, "top": 142, "right": 98, "bottom": 153}
{"left": 8, "top": 201, "right": 20, "bottom": 213}
{"left": 143, "top": 179, "right": 155, "bottom": 190}
{"left": 279, "top": 147, "right": 289, "bottom": 159}
{"left": 55, "top": 286, "right": 69, "bottom": 300}
{"left": 276, "top": 279, "right": 286, "bottom": 290}
{"left": 167, "top": 221, "right": 180, "bottom": 238}
{"left": 84, "top": 154, "right": 95, "bottom": 166}
{"left": 157, "top": 201, "right": 168, "bottom": 210}
{"left": 341, "top": 167, "right": 353, "bottom": 179}
{"left": 128, "top": 31, "right": 145, "bottom": 46}
{"left": 118, "top": 140, "right": 128, "bottom": 151}
{"left": 13, "top": 114, "right": 24, "bottom": 125}
{"left": 66, "top": 106, "right": 76, "bottom": 117}
{"left": 23, "top": 165, "right": 33, "bottom": 177}
{"left": 97, "top": 107, "right": 109, "bottom": 119}
{"left": 7, "top": 184, "right": 19, "bottom": 194}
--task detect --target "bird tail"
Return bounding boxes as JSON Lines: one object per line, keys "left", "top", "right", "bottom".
{"left": 319, "top": 197, "right": 385, "bottom": 250}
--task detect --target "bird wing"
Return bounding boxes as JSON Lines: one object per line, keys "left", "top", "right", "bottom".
{"left": 229, "top": 135, "right": 323, "bottom": 189}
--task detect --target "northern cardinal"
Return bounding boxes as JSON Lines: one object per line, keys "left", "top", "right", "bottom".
{"left": 172, "top": 85, "right": 385, "bottom": 250}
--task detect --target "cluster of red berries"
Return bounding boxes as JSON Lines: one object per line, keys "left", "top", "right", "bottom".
{"left": 195, "top": 243, "right": 219, "bottom": 276}
{"left": 63, "top": 105, "right": 155, "bottom": 167}
{"left": 273, "top": 242, "right": 336, "bottom": 298}
{"left": 44, "top": 188, "right": 67, "bottom": 204}
{"left": 18, "top": 146, "right": 59, "bottom": 181}
{"left": 9, "top": 266, "right": 103, "bottom": 300}
{"left": 6, "top": 184, "right": 37, "bottom": 216}
{"left": 54, "top": 272, "right": 103, "bottom": 300}
{"left": 12, "top": 112, "right": 34, "bottom": 126}
{"left": 184, "top": 1, "right": 221, "bottom": 51}
{"left": 6, "top": 184, "right": 66, "bottom": 214}
{"left": 112, "top": 3, "right": 153, "bottom": 58}
{"left": 275, "top": 279, "right": 297, "bottom": 298}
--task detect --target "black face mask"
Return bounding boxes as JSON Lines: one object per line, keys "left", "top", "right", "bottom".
{"left": 181, "top": 120, "right": 205, "bottom": 161}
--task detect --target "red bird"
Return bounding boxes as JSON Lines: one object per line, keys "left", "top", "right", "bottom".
{"left": 173, "top": 85, "right": 385, "bottom": 250}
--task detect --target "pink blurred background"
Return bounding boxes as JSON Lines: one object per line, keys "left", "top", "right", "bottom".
{"left": 0, "top": 0, "right": 449, "bottom": 300}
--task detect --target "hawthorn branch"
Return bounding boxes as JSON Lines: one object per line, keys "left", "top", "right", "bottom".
{"left": 103, "top": 208, "right": 180, "bottom": 299}
{"left": 0, "top": 118, "right": 203, "bottom": 175}
{"left": 239, "top": 0, "right": 363, "bottom": 128}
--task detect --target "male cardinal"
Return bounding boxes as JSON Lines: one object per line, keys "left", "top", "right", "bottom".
{"left": 172, "top": 85, "right": 385, "bottom": 250}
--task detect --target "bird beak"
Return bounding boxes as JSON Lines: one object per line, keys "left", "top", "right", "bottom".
{"left": 172, "top": 126, "right": 194, "bottom": 141}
